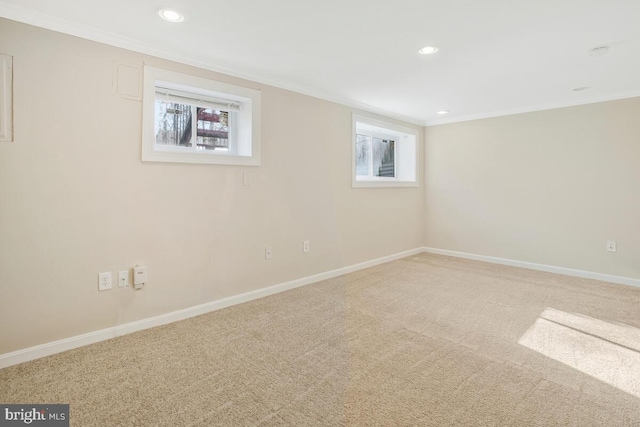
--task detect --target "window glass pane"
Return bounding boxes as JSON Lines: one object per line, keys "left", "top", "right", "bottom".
{"left": 373, "top": 138, "right": 395, "bottom": 177}
{"left": 196, "top": 108, "right": 229, "bottom": 151}
{"left": 155, "top": 102, "right": 192, "bottom": 147}
{"left": 356, "top": 134, "right": 371, "bottom": 176}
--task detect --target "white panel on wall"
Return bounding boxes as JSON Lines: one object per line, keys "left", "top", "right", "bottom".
{"left": 0, "top": 53, "right": 13, "bottom": 142}
{"left": 112, "top": 61, "right": 142, "bottom": 101}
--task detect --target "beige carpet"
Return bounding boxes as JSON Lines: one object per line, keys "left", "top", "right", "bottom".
{"left": 2, "top": 253, "right": 640, "bottom": 426}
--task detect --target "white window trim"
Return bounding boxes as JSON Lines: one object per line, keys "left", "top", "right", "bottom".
{"left": 0, "top": 53, "right": 13, "bottom": 142}
{"left": 352, "top": 114, "right": 419, "bottom": 188}
{"left": 142, "top": 66, "right": 261, "bottom": 166}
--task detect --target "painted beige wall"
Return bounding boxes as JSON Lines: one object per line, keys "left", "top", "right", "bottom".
{"left": 425, "top": 98, "right": 640, "bottom": 279}
{"left": 0, "top": 19, "right": 425, "bottom": 354}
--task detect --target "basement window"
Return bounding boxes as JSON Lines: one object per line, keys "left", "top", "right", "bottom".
{"left": 142, "top": 66, "right": 261, "bottom": 165}
{"left": 352, "top": 115, "right": 418, "bottom": 188}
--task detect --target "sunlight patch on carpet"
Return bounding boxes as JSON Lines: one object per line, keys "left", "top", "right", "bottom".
{"left": 519, "top": 308, "right": 640, "bottom": 398}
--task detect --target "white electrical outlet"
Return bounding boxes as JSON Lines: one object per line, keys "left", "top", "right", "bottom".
{"left": 303, "top": 240, "right": 310, "bottom": 253}
{"left": 607, "top": 240, "right": 617, "bottom": 252}
{"left": 98, "top": 272, "right": 112, "bottom": 291}
{"left": 118, "top": 270, "right": 128, "bottom": 288}
{"left": 265, "top": 247, "right": 272, "bottom": 260}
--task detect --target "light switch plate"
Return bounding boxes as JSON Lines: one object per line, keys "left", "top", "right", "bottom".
{"left": 118, "top": 270, "right": 128, "bottom": 288}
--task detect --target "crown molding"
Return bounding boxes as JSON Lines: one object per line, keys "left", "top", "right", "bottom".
{"left": 425, "top": 91, "right": 640, "bottom": 126}
{"left": 0, "top": 4, "right": 424, "bottom": 127}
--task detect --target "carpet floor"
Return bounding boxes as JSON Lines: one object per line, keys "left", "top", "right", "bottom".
{"left": 1, "top": 253, "right": 640, "bottom": 426}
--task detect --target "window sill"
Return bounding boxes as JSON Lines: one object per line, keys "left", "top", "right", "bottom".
{"left": 352, "top": 179, "right": 419, "bottom": 188}
{"left": 142, "top": 149, "right": 260, "bottom": 166}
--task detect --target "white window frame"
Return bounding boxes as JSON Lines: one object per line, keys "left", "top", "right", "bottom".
{"left": 0, "top": 53, "right": 13, "bottom": 142}
{"left": 142, "top": 66, "right": 261, "bottom": 166}
{"left": 352, "top": 114, "right": 418, "bottom": 188}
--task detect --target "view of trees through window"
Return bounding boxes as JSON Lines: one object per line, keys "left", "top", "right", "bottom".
{"left": 356, "top": 134, "right": 395, "bottom": 177}
{"left": 155, "top": 102, "right": 230, "bottom": 150}
{"left": 155, "top": 102, "right": 192, "bottom": 147}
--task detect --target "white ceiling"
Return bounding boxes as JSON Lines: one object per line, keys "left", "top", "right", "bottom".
{"left": 2, "top": 0, "right": 640, "bottom": 125}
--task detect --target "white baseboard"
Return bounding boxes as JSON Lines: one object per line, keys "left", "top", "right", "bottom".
{"left": 0, "top": 248, "right": 424, "bottom": 369}
{"left": 422, "top": 247, "right": 640, "bottom": 288}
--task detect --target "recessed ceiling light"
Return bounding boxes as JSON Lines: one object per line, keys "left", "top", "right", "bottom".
{"left": 588, "top": 46, "right": 609, "bottom": 57}
{"left": 418, "top": 46, "right": 439, "bottom": 55}
{"left": 436, "top": 110, "right": 449, "bottom": 115}
{"left": 158, "top": 8, "right": 184, "bottom": 22}
{"left": 572, "top": 86, "right": 590, "bottom": 92}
